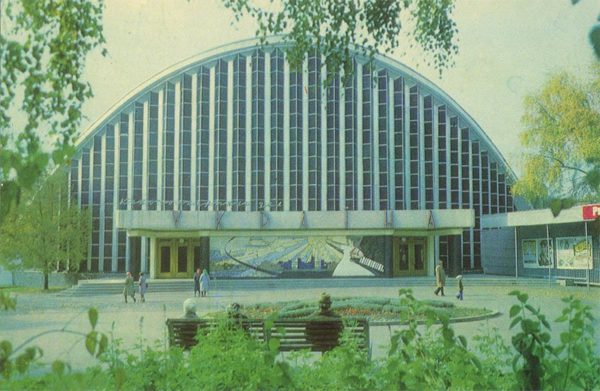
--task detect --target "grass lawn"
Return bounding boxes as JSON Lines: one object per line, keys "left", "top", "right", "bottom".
{"left": 0, "top": 286, "right": 68, "bottom": 294}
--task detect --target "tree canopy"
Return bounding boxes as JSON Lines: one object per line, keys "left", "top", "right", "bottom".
{"left": 0, "top": 0, "right": 105, "bottom": 222}
{"left": 0, "top": 171, "right": 90, "bottom": 289}
{"left": 222, "top": 0, "right": 459, "bottom": 78}
{"left": 512, "top": 65, "right": 600, "bottom": 208}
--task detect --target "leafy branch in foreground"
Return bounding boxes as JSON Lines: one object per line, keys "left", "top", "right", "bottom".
{"left": 0, "top": 0, "right": 105, "bottom": 223}
{"left": 222, "top": 0, "right": 458, "bottom": 81}
{"left": 0, "top": 307, "right": 107, "bottom": 380}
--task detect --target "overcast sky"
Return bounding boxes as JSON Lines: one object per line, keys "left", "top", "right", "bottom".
{"left": 80, "top": 0, "right": 598, "bottom": 175}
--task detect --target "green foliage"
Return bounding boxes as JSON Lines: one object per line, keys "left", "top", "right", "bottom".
{"left": 546, "top": 296, "right": 600, "bottom": 390}
{"left": 0, "top": 290, "right": 17, "bottom": 310}
{"left": 222, "top": 0, "right": 458, "bottom": 81}
{"left": 508, "top": 290, "right": 600, "bottom": 390}
{"left": 0, "top": 0, "right": 105, "bottom": 223}
{"left": 513, "top": 65, "right": 600, "bottom": 208}
{"left": 473, "top": 326, "right": 517, "bottom": 389}
{"left": 1, "top": 303, "right": 107, "bottom": 382}
{"left": 0, "top": 171, "right": 91, "bottom": 289}
{"left": 1, "top": 292, "right": 599, "bottom": 390}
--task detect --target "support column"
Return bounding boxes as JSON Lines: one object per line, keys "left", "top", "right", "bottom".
{"left": 141, "top": 237, "right": 147, "bottom": 273}
{"left": 356, "top": 62, "right": 363, "bottom": 210}
{"left": 174, "top": 81, "right": 181, "bottom": 210}
{"left": 208, "top": 66, "right": 216, "bottom": 211}
{"left": 514, "top": 227, "right": 518, "bottom": 279}
{"left": 226, "top": 60, "right": 234, "bottom": 211}
{"left": 283, "top": 55, "right": 290, "bottom": 211}
{"left": 302, "top": 58, "right": 309, "bottom": 211}
{"left": 149, "top": 237, "right": 157, "bottom": 279}
{"left": 191, "top": 73, "right": 198, "bottom": 209}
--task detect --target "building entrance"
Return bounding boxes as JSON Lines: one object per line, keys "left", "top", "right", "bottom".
{"left": 156, "top": 238, "right": 208, "bottom": 279}
{"left": 393, "top": 237, "right": 427, "bottom": 277}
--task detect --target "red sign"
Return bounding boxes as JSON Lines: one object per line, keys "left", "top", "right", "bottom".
{"left": 582, "top": 204, "right": 600, "bottom": 220}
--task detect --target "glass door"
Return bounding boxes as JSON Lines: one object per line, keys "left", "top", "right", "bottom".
{"left": 394, "top": 238, "right": 428, "bottom": 276}
{"left": 156, "top": 239, "right": 196, "bottom": 278}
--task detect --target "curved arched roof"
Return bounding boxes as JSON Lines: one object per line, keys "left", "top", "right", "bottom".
{"left": 76, "top": 36, "right": 516, "bottom": 181}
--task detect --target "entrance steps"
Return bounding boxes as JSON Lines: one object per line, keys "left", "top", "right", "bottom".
{"left": 57, "top": 275, "right": 556, "bottom": 296}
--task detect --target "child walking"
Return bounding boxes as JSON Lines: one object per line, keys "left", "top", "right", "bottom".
{"left": 455, "top": 275, "right": 464, "bottom": 300}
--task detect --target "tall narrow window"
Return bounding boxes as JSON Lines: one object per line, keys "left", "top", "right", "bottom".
{"left": 104, "top": 125, "right": 115, "bottom": 271}
{"left": 345, "top": 61, "right": 357, "bottom": 210}
{"left": 362, "top": 64, "right": 373, "bottom": 210}
{"left": 393, "top": 77, "right": 404, "bottom": 210}
{"left": 215, "top": 60, "right": 228, "bottom": 211}
{"left": 423, "top": 96, "right": 433, "bottom": 209}
{"left": 232, "top": 55, "right": 247, "bottom": 211}
{"left": 197, "top": 67, "right": 210, "bottom": 210}
{"left": 270, "top": 50, "right": 284, "bottom": 211}
{"left": 409, "top": 85, "right": 419, "bottom": 209}
{"left": 251, "top": 51, "right": 265, "bottom": 210}
{"left": 289, "top": 63, "right": 303, "bottom": 211}
{"left": 148, "top": 93, "right": 158, "bottom": 210}
{"left": 378, "top": 70, "right": 389, "bottom": 210}
{"left": 180, "top": 75, "right": 192, "bottom": 210}
{"left": 133, "top": 103, "right": 143, "bottom": 211}
{"left": 163, "top": 83, "right": 175, "bottom": 211}
{"left": 326, "top": 70, "right": 339, "bottom": 210}
{"left": 308, "top": 50, "right": 321, "bottom": 211}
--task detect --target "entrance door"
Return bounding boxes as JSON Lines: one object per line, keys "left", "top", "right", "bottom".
{"left": 157, "top": 239, "right": 196, "bottom": 278}
{"left": 394, "top": 238, "right": 427, "bottom": 276}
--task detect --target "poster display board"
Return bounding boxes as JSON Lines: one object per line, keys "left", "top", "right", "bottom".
{"left": 556, "top": 236, "right": 593, "bottom": 269}
{"left": 522, "top": 239, "right": 553, "bottom": 268}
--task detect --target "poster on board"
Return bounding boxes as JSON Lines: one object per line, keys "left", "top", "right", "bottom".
{"left": 522, "top": 239, "right": 538, "bottom": 268}
{"left": 523, "top": 239, "right": 553, "bottom": 268}
{"left": 556, "top": 236, "right": 593, "bottom": 269}
{"left": 537, "top": 239, "right": 553, "bottom": 267}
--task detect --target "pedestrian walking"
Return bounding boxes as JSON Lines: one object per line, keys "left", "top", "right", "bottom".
{"left": 193, "top": 268, "right": 201, "bottom": 297}
{"left": 434, "top": 260, "right": 446, "bottom": 296}
{"left": 200, "top": 268, "right": 210, "bottom": 297}
{"left": 139, "top": 272, "right": 148, "bottom": 302}
{"left": 123, "top": 271, "right": 136, "bottom": 303}
{"left": 455, "top": 275, "right": 464, "bottom": 300}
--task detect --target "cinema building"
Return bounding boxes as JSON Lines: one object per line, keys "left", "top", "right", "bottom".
{"left": 69, "top": 38, "right": 516, "bottom": 279}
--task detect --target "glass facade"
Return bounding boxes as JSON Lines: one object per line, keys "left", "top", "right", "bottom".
{"left": 72, "top": 44, "right": 514, "bottom": 274}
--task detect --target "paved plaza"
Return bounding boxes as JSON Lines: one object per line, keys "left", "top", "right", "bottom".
{"left": 1, "top": 279, "right": 599, "bottom": 374}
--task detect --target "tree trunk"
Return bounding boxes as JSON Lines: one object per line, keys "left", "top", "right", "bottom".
{"left": 43, "top": 271, "right": 49, "bottom": 290}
